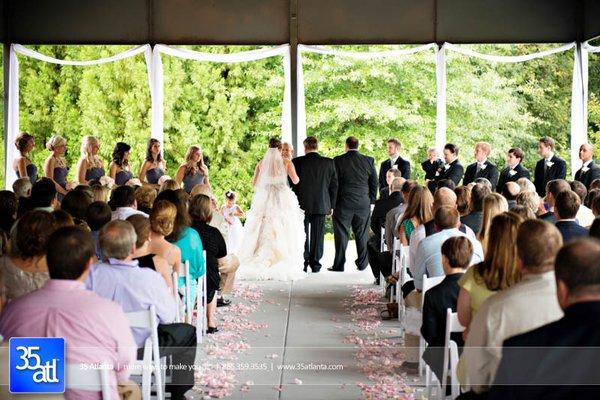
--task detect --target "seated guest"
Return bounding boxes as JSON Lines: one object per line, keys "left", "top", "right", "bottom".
{"left": 594, "top": 195, "right": 600, "bottom": 217}
{"left": 0, "top": 226, "right": 137, "bottom": 400}
{"left": 502, "top": 181, "right": 520, "bottom": 209}
{"left": 461, "top": 183, "right": 491, "bottom": 234}
{"left": 462, "top": 219, "right": 564, "bottom": 394}
{"left": 87, "top": 220, "right": 195, "bottom": 400}
{"left": 455, "top": 186, "right": 472, "bottom": 217}
{"left": 436, "top": 178, "right": 456, "bottom": 192}
{"left": 488, "top": 239, "right": 600, "bottom": 400}
{"left": 12, "top": 177, "right": 32, "bottom": 199}
{"left": 511, "top": 204, "right": 537, "bottom": 221}
{"left": 516, "top": 177, "right": 537, "bottom": 194}
{"left": 109, "top": 142, "right": 134, "bottom": 186}
{"left": 190, "top": 195, "right": 240, "bottom": 321}
{"left": 127, "top": 214, "right": 173, "bottom": 290}
{"left": 109, "top": 185, "right": 148, "bottom": 220}
{"left": 148, "top": 200, "right": 183, "bottom": 282}
{"left": 159, "top": 178, "right": 180, "bottom": 192}
{"left": 539, "top": 179, "right": 570, "bottom": 223}
{"left": 457, "top": 212, "right": 523, "bottom": 330}
{"left": 0, "top": 211, "right": 55, "bottom": 302}
{"left": 497, "top": 147, "right": 530, "bottom": 194}
{"left": 586, "top": 188, "right": 600, "bottom": 212}
{"left": 379, "top": 167, "right": 403, "bottom": 200}
{"left": 25, "top": 178, "right": 58, "bottom": 214}
{"left": 516, "top": 190, "right": 541, "bottom": 217}
{"left": 398, "top": 185, "right": 433, "bottom": 246}
{"left": 554, "top": 190, "right": 588, "bottom": 242}
{"left": 51, "top": 209, "right": 75, "bottom": 228}
{"left": 0, "top": 191, "right": 17, "bottom": 238}
{"left": 463, "top": 142, "right": 499, "bottom": 190}
{"left": 590, "top": 217, "right": 600, "bottom": 238}
{"left": 402, "top": 207, "right": 483, "bottom": 372}
{"left": 86, "top": 201, "right": 113, "bottom": 260}
{"left": 421, "top": 236, "right": 472, "bottom": 382}
{"left": 592, "top": 178, "right": 600, "bottom": 190}
{"left": 134, "top": 185, "right": 157, "bottom": 215}
{"left": 74, "top": 184, "right": 94, "bottom": 203}
{"left": 478, "top": 193, "right": 509, "bottom": 251}
{"left": 61, "top": 189, "right": 92, "bottom": 227}
{"left": 91, "top": 183, "right": 110, "bottom": 202}
{"left": 570, "top": 180, "right": 595, "bottom": 227}
{"left": 368, "top": 176, "right": 405, "bottom": 283}
{"left": 384, "top": 177, "right": 408, "bottom": 250}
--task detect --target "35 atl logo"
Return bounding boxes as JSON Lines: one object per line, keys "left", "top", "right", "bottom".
{"left": 9, "top": 337, "right": 65, "bottom": 393}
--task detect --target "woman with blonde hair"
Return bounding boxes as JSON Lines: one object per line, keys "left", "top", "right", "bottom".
{"left": 159, "top": 179, "right": 180, "bottom": 192}
{"left": 76, "top": 136, "right": 105, "bottom": 184}
{"left": 478, "top": 193, "right": 509, "bottom": 252}
{"left": 91, "top": 184, "right": 110, "bottom": 203}
{"left": 516, "top": 177, "right": 536, "bottom": 194}
{"left": 175, "top": 145, "right": 210, "bottom": 194}
{"left": 457, "top": 211, "right": 524, "bottom": 330}
{"left": 44, "top": 135, "right": 68, "bottom": 197}
{"left": 148, "top": 200, "right": 182, "bottom": 288}
{"left": 398, "top": 185, "right": 434, "bottom": 245}
{"left": 516, "top": 190, "right": 542, "bottom": 217}
{"left": 13, "top": 132, "right": 37, "bottom": 184}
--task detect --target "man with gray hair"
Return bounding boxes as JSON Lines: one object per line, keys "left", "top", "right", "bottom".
{"left": 12, "top": 177, "right": 32, "bottom": 198}
{"left": 87, "top": 220, "right": 196, "bottom": 400}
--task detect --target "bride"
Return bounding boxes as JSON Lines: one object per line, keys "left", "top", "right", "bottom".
{"left": 237, "top": 138, "right": 307, "bottom": 281}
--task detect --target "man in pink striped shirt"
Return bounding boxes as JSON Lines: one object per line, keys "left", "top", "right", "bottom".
{"left": 0, "top": 226, "right": 137, "bottom": 400}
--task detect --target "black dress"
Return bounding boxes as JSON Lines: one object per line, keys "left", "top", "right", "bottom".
{"left": 134, "top": 253, "right": 156, "bottom": 270}
{"left": 191, "top": 220, "right": 224, "bottom": 303}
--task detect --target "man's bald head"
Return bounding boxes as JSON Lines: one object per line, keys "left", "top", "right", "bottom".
{"left": 434, "top": 187, "right": 457, "bottom": 211}
{"left": 579, "top": 143, "right": 595, "bottom": 163}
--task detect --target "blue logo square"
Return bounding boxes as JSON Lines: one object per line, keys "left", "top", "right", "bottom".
{"left": 9, "top": 337, "right": 65, "bottom": 394}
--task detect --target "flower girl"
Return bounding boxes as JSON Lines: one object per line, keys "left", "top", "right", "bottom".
{"left": 221, "top": 190, "right": 245, "bottom": 254}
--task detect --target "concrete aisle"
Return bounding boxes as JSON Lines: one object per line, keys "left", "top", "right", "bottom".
{"left": 192, "top": 241, "right": 419, "bottom": 400}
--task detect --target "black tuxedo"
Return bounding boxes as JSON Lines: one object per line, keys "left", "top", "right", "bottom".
{"left": 496, "top": 163, "right": 530, "bottom": 194}
{"left": 488, "top": 302, "right": 600, "bottom": 400}
{"left": 332, "top": 150, "right": 378, "bottom": 271}
{"left": 421, "top": 273, "right": 465, "bottom": 382}
{"left": 367, "top": 191, "right": 404, "bottom": 279}
{"left": 463, "top": 160, "right": 500, "bottom": 190}
{"left": 555, "top": 220, "right": 588, "bottom": 242}
{"left": 378, "top": 156, "right": 411, "bottom": 195}
{"left": 574, "top": 160, "right": 600, "bottom": 189}
{"left": 292, "top": 152, "right": 338, "bottom": 271}
{"left": 534, "top": 155, "right": 567, "bottom": 197}
{"left": 422, "top": 159, "right": 444, "bottom": 181}
{"left": 427, "top": 159, "right": 464, "bottom": 193}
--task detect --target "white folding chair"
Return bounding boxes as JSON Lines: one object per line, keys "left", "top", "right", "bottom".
{"left": 66, "top": 363, "right": 111, "bottom": 400}
{"left": 126, "top": 305, "right": 165, "bottom": 400}
{"left": 380, "top": 227, "right": 387, "bottom": 252}
{"left": 419, "top": 275, "right": 445, "bottom": 378}
{"left": 184, "top": 261, "right": 192, "bottom": 324}
{"left": 396, "top": 243, "right": 412, "bottom": 322}
{"left": 441, "top": 309, "right": 465, "bottom": 399}
{"left": 172, "top": 271, "right": 182, "bottom": 323}
{"left": 195, "top": 250, "right": 208, "bottom": 343}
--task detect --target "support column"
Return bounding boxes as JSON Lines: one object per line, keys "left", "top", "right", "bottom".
{"left": 290, "top": 0, "right": 299, "bottom": 155}
{"left": 3, "top": 43, "right": 9, "bottom": 189}
{"left": 435, "top": 43, "right": 446, "bottom": 153}
{"left": 570, "top": 42, "right": 588, "bottom": 178}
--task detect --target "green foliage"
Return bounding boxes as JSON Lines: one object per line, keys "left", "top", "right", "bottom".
{"left": 0, "top": 43, "right": 589, "bottom": 208}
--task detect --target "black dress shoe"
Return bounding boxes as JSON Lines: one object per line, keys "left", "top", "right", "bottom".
{"left": 311, "top": 267, "right": 321, "bottom": 273}
{"left": 206, "top": 327, "right": 219, "bottom": 334}
{"left": 373, "top": 278, "right": 380, "bottom": 285}
{"left": 327, "top": 267, "right": 344, "bottom": 272}
{"left": 217, "top": 298, "right": 231, "bottom": 307}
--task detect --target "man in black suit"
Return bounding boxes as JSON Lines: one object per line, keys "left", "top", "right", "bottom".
{"left": 291, "top": 136, "right": 338, "bottom": 273}
{"left": 554, "top": 190, "right": 588, "bottom": 242}
{"left": 330, "top": 136, "right": 378, "bottom": 272}
{"left": 534, "top": 136, "right": 567, "bottom": 197}
{"left": 462, "top": 142, "right": 499, "bottom": 190}
{"left": 496, "top": 147, "right": 530, "bottom": 194}
{"left": 421, "top": 236, "right": 471, "bottom": 383}
{"left": 427, "top": 143, "right": 464, "bottom": 193}
{"left": 488, "top": 239, "right": 600, "bottom": 400}
{"left": 574, "top": 143, "right": 600, "bottom": 189}
{"left": 378, "top": 138, "right": 411, "bottom": 196}
{"left": 367, "top": 177, "right": 404, "bottom": 283}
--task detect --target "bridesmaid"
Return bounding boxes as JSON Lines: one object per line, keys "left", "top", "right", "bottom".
{"left": 76, "top": 136, "right": 105, "bottom": 184}
{"left": 43, "top": 135, "right": 68, "bottom": 197}
{"left": 109, "top": 142, "right": 133, "bottom": 186}
{"left": 13, "top": 132, "right": 38, "bottom": 184}
{"left": 139, "top": 138, "right": 166, "bottom": 184}
{"left": 176, "top": 145, "right": 209, "bottom": 193}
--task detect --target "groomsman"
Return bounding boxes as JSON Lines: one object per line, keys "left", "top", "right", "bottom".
{"left": 427, "top": 143, "right": 464, "bottom": 193}
{"left": 378, "top": 138, "right": 411, "bottom": 196}
{"left": 330, "top": 136, "right": 378, "bottom": 272}
{"left": 496, "top": 147, "right": 530, "bottom": 193}
{"left": 534, "top": 136, "right": 567, "bottom": 197}
{"left": 574, "top": 143, "right": 600, "bottom": 189}
{"left": 463, "top": 142, "right": 499, "bottom": 190}
{"left": 291, "top": 137, "right": 338, "bottom": 273}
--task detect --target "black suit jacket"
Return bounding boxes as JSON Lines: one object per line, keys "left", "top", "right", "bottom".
{"left": 555, "top": 220, "right": 588, "bottom": 242}
{"left": 370, "top": 191, "right": 404, "bottom": 236}
{"left": 574, "top": 160, "right": 600, "bottom": 189}
{"left": 291, "top": 152, "right": 338, "bottom": 215}
{"left": 422, "top": 159, "right": 444, "bottom": 181}
{"left": 334, "top": 150, "right": 378, "bottom": 210}
{"left": 463, "top": 160, "right": 500, "bottom": 190}
{"left": 489, "top": 302, "right": 600, "bottom": 400}
{"left": 496, "top": 163, "right": 530, "bottom": 194}
{"left": 378, "top": 156, "right": 411, "bottom": 193}
{"left": 421, "top": 273, "right": 465, "bottom": 381}
{"left": 534, "top": 155, "right": 567, "bottom": 197}
{"left": 461, "top": 211, "right": 483, "bottom": 235}
{"left": 429, "top": 159, "right": 464, "bottom": 191}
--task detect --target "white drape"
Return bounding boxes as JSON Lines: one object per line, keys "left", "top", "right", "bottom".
{"left": 435, "top": 44, "right": 447, "bottom": 153}
{"left": 151, "top": 44, "right": 292, "bottom": 149}
{"left": 444, "top": 42, "right": 575, "bottom": 63}
{"left": 6, "top": 44, "right": 152, "bottom": 189}
{"left": 296, "top": 44, "right": 436, "bottom": 155}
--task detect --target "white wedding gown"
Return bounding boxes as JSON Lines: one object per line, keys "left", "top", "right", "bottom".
{"left": 237, "top": 148, "right": 307, "bottom": 281}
